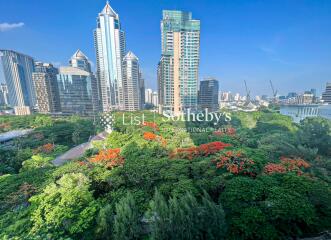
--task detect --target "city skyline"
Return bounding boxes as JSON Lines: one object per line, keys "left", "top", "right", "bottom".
{"left": 0, "top": 0, "right": 331, "bottom": 96}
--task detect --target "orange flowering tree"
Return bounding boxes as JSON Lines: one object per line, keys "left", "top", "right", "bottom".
{"left": 141, "top": 121, "right": 159, "bottom": 131}
{"left": 34, "top": 143, "right": 55, "bottom": 154}
{"left": 170, "top": 147, "right": 200, "bottom": 160}
{"left": 198, "top": 142, "right": 232, "bottom": 156}
{"left": 143, "top": 132, "right": 158, "bottom": 141}
{"left": 264, "top": 157, "right": 310, "bottom": 175}
{"left": 143, "top": 132, "right": 167, "bottom": 146}
{"left": 170, "top": 141, "right": 232, "bottom": 160}
{"left": 264, "top": 163, "right": 286, "bottom": 174}
{"left": 0, "top": 122, "right": 11, "bottom": 132}
{"left": 214, "top": 150, "right": 256, "bottom": 176}
{"left": 213, "top": 127, "right": 236, "bottom": 136}
{"left": 41, "top": 143, "right": 55, "bottom": 153}
{"left": 89, "top": 148, "right": 124, "bottom": 169}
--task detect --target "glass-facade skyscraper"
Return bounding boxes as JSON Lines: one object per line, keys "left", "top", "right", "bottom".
{"left": 198, "top": 78, "right": 219, "bottom": 112}
{"left": 69, "top": 50, "right": 100, "bottom": 113}
{"left": 0, "top": 50, "right": 35, "bottom": 114}
{"left": 69, "top": 50, "right": 92, "bottom": 73}
{"left": 158, "top": 10, "right": 200, "bottom": 116}
{"left": 94, "top": 1, "right": 126, "bottom": 111}
{"left": 57, "top": 67, "right": 94, "bottom": 115}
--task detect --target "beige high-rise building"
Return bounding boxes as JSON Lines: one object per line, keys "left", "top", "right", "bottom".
{"left": 32, "top": 62, "right": 61, "bottom": 113}
{"left": 158, "top": 10, "right": 200, "bottom": 116}
{"left": 145, "top": 88, "right": 153, "bottom": 104}
{"left": 122, "top": 51, "right": 142, "bottom": 111}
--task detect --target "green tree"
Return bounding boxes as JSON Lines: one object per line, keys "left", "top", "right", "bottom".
{"left": 147, "top": 190, "right": 170, "bottom": 240}
{"left": 104, "top": 131, "right": 131, "bottom": 148}
{"left": 95, "top": 204, "right": 114, "bottom": 240}
{"left": 20, "top": 154, "right": 53, "bottom": 172}
{"left": 298, "top": 117, "right": 331, "bottom": 155}
{"left": 113, "top": 192, "right": 141, "bottom": 240}
{"left": 29, "top": 173, "right": 98, "bottom": 238}
{"left": 198, "top": 192, "right": 227, "bottom": 240}
{"left": 34, "top": 115, "right": 53, "bottom": 128}
{"left": 147, "top": 190, "right": 226, "bottom": 240}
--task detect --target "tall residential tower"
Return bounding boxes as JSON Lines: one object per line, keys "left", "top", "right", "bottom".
{"left": 32, "top": 62, "right": 61, "bottom": 113}
{"left": 322, "top": 82, "right": 331, "bottom": 104}
{"left": 158, "top": 10, "right": 200, "bottom": 116}
{"left": 122, "top": 51, "right": 142, "bottom": 111}
{"left": 94, "top": 1, "right": 126, "bottom": 111}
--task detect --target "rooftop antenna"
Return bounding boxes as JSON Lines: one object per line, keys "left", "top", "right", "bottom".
{"left": 269, "top": 80, "right": 278, "bottom": 103}
{"left": 244, "top": 80, "right": 251, "bottom": 103}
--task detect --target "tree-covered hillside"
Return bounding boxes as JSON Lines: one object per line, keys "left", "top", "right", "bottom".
{"left": 0, "top": 111, "right": 330, "bottom": 239}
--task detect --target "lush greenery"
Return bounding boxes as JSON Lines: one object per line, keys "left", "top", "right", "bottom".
{"left": 0, "top": 111, "right": 330, "bottom": 239}
{"left": 0, "top": 115, "right": 96, "bottom": 175}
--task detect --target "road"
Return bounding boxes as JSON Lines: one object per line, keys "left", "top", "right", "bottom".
{"left": 52, "top": 131, "right": 108, "bottom": 166}
{"left": 0, "top": 129, "right": 34, "bottom": 143}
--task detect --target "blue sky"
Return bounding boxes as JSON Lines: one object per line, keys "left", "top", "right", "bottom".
{"left": 0, "top": 0, "right": 330, "bottom": 96}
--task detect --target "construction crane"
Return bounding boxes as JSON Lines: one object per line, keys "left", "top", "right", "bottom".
{"left": 244, "top": 80, "right": 251, "bottom": 103}
{"left": 269, "top": 80, "right": 278, "bottom": 103}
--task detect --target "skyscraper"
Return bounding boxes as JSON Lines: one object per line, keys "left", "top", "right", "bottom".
{"left": 0, "top": 83, "right": 9, "bottom": 106}
{"left": 94, "top": 1, "right": 126, "bottom": 111}
{"left": 69, "top": 50, "right": 92, "bottom": 72}
{"left": 322, "top": 82, "right": 331, "bottom": 104}
{"left": 145, "top": 88, "right": 153, "bottom": 104}
{"left": 139, "top": 71, "right": 145, "bottom": 109}
{"left": 69, "top": 50, "right": 100, "bottom": 112}
{"left": 152, "top": 91, "right": 159, "bottom": 107}
{"left": 122, "top": 51, "right": 141, "bottom": 111}
{"left": 0, "top": 50, "right": 35, "bottom": 115}
{"left": 158, "top": 10, "right": 200, "bottom": 116}
{"left": 198, "top": 78, "right": 219, "bottom": 112}
{"left": 57, "top": 67, "right": 94, "bottom": 115}
{"left": 32, "top": 62, "right": 61, "bottom": 113}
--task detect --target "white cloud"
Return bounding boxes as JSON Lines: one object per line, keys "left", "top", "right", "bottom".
{"left": 0, "top": 22, "right": 24, "bottom": 32}
{"left": 259, "top": 46, "right": 276, "bottom": 55}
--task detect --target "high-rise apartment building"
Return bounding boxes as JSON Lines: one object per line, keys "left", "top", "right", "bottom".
{"left": 94, "top": 2, "right": 126, "bottom": 111}
{"left": 322, "top": 83, "right": 331, "bottom": 104}
{"left": 198, "top": 78, "right": 219, "bottom": 112}
{"left": 234, "top": 93, "right": 240, "bottom": 102}
{"left": 152, "top": 91, "right": 159, "bottom": 107}
{"left": 0, "top": 50, "right": 35, "bottom": 115}
{"left": 32, "top": 62, "right": 61, "bottom": 113}
{"left": 158, "top": 10, "right": 200, "bottom": 116}
{"left": 295, "top": 92, "right": 314, "bottom": 105}
{"left": 122, "top": 51, "right": 141, "bottom": 111}
{"left": 221, "top": 92, "right": 233, "bottom": 102}
{"left": 0, "top": 83, "right": 9, "bottom": 106}
{"left": 57, "top": 67, "right": 94, "bottom": 115}
{"left": 139, "top": 71, "right": 145, "bottom": 109}
{"left": 69, "top": 50, "right": 99, "bottom": 113}
{"left": 145, "top": 88, "right": 153, "bottom": 104}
